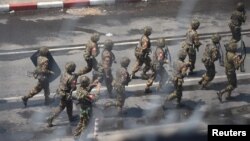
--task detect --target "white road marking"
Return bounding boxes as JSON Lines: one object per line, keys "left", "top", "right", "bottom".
{"left": 1, "top": 73, "right": 250, "bottom": 101}
{"left": 0, "top": 31, "right": 249, "bottom": 56}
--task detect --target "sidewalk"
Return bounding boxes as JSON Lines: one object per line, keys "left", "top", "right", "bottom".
{"left": 0, "top": 0, "right": 143, "bottom": 12}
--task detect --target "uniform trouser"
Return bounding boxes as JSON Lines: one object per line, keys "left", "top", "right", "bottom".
{"left": 103, "top": 68, "right": 113, "bottom": 94}
{"left": 131, "top": 55, "right": 151, "bottom": 76}
{"left": 74, "top": 106, "right": 92, "bottom": 137}
{"left": 114, "top": 85, "right": 126, "bottom": 112}
{"left": 200, "top": 63, "right": 216, "bottom": 87}
{"left": 220, "top": 70, "right": 237, "bottom": 97}
{"left": 168, "top": 78, "right": 183, "bottom": 104}
{"left": 229, "top": 23, "right": 241, "bottom": 42}
{"left": 187, "top": 48, "right": 196, "bottom": 73}
{"left": 24, "top": 80, "right": 50, "bottom": 103}
{"left": 78, "top": 58, "right": 98, "bottom": 75}
{"left": 49, "top": 95, "right": 73, "bottom": 122}
{"left": 146, "top": 67, "right": 168, "bottom": 89}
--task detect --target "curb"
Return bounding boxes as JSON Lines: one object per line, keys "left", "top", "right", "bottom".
{"left": 0, "top": 0, "right": 143, "bottom": 12}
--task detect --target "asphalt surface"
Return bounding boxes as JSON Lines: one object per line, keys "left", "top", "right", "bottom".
{"left": 0, "top": 0, "right": 250, "bottom": 141}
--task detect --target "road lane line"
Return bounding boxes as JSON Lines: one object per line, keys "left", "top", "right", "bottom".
{"left": 1, "top": 73, "right": 250, "bottom": 101}
{"left": 0, "top": 31, "right": 249, "bottom": 56}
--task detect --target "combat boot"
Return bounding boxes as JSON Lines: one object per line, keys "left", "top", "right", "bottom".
{"left": 144, "top": 87, "right": 152, "bottom": 93}
{"left": 47, "top": 117, "right": 54, "bottom": 127}
{"left": 216, "top": 91, "right": 222, "bottom": 103}
{"left": 21, "top": 96, "right": 28, "bottom": 107}
{"left": 225, "top": 92, "right": 233, "bottom": 100}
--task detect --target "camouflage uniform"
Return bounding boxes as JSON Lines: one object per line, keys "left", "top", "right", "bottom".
{"left": 78, "top": 33, "right": 103, "bottom": 81}
{"left": 145, "top": 38, "right": 169, "bottom": 93}
{"left": 74, "top": 76, "right": 98, "bottom": 137}
{"left": 100, "top": 39, "right": 116, "bottom": 97}
{"left": 198, "top": 34, "right": 221, "bottom": 88}
{"left": 22, "top": 47, "right": 53, "bottom": 107}
{"left": 47, "top": 62, "right": 78, "bottom": 127}
{"left": 167, "top": 50, "right": 189, "bottom": 106}
{"left": 131, "top": 26, "right": 152, "bottom": 79}
{"left": 229, "top": 2, "right": 246, "bottom": 42}
{"left": 217, "top": 42, "right": 243, "bottom": 102}
{"left": 181, "top": 19, "right": 202, "bottom": 74}
{"left": 109, "top": 57, "right": 131, "bottom": 114}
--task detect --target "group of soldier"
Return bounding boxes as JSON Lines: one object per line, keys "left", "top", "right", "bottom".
{"left": 20, "top": 2, "right": 246, "bottom": 138}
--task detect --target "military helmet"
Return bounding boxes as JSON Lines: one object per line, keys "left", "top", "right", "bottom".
{"left": 79, "top": 76, "right": 90, "bottom": 87}
{"left": 91, "top": 33, "right": 100, "bottom": 42}
{"left": 178, "top": 49, "right": 187, "bottom": 60}
{"left": 104, "top": 39, "right": 114, "bottom": 50}
{"left": 236, "top": 2, "right": 245, "bottom": 12}
{"left": 120, "top": 57, "right": 130, "bottom": 67}
{"left": 157, "top": 38, "right": 166, "bottom": 48}
{"left": 191, "top": 19, "right": 200, "bottom": 30}
{"left": 39, "top": 47, "right": 49, "bottom": 56}
{"left": 211, "top": 34, "right": 221, "bottom": 43}
{"left": 143, "top": 26, "right": 152, "bottom": 36}
{"left": 65, "top": 61, "right": 76, "bottom": 73}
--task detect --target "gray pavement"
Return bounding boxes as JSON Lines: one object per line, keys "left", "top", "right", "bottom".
{"left": 0, "top": 0, "right": 250, "bottom": 141}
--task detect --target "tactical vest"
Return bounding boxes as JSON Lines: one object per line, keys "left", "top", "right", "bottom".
{"left": 59, "top": 72, "right": 75, "bottom": 92}
{"left": 173, "top": 60, "right": 186, "bottom": 78}
{"left": 101, "top": 49, "right": 113, "bottom": 68}
{"left": 115, "top": 67, "right": 130, "bottom": 85}
{"left": 85, "top": 41, "right": 99, "bottom": 58}
{"left": 185, "top": 29, "right": 196, "bottom": 46}
{"left": 135, "top": 35, "right": 151, "bottom": 57}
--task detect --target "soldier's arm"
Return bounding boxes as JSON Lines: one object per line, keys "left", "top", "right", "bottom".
{"left": 241, "top": 11, "right": 247, "bottom": 23}
{"left": 233, "top": 55, "right": 243, "bottom": 70}
{"left": 111, "top": 52, "right": 116, "bottom": 63}
{"left": 83, "top": 43, "right": 92, "bottom": 60}
{"left": 193, "top": 32, "right": 202, "bottom": 51}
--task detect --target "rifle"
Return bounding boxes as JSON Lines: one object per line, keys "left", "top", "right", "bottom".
{"left": 240, "top": 40, "right": 246, "bottom": 72}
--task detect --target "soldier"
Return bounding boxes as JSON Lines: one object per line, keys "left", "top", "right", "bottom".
{"left": 229, "top": 2, "right": 246, "bottom": 42}
{"left": 181, "top": 19, "right": 202, "bottom": 74}
{"left": 166, "top": 50, "right": 190, "bottom": 106}
{"left": 22, "top": 47, "right": 54, "bottom": 107}
{"left": 78, "top": 33, "right": 103, "bottom": 82}
{"left": 131, "top": 26, "right": 152, "bottom": 80}
{"left": 74, "top": 76, "right": 100, "bottom": 137}
{"left": 198, "top": 34, "right": 221, "bottom": 89}
{"left": 105, "top": 57, "right": 131, "bottom": 115}
{"left": 100, "top": 39, "right": 116, "bottom": 97}
{"left": 47, "top": 62, "right": 78, "bottom": 127}
{"left": 145, "top": 38, "right": 169, "bottom": 93}
{"left": 217, "top": 42, "right": 243, "bottom": 102}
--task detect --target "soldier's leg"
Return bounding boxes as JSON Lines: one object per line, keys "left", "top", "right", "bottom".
{"left": 176, "top": 85, "right": 183, "bottom": 106}
{"left": 158, "top": 68, "right": 168, "bottom": 91}
{"left": 131, "top": 58, "right": 143, "bottom": 78}
{"left": 78, "top": 59, "right": 93, "bottom": 75}
{"left": 22, "top": 81, "right": 43, "bottom": 107}
{"left": 217, "top": 71, "right": 237, "bottom": 102}
{"left": 141, "top": 56, "right": 151, "bottom": 79}
{"left": 47, "top": 98, "right": 67, "bottom": 127}
{"left": 43, "top": 81, "right": 50, "bottom": 105}
{"left": 66, "top": 99, "right": 74, "bottom": 122}
{"left": 188, "top": 52, "right": 196, "bottom": 73}
{"left": 105, "top": 74, "right": 113, "bottom": 97}
{"left": 74, "top": 107, "right": 91, "bottom": 137}
{"left": 116, "top": 86, "right": 125, "bottom": 115}
{"left": 145, "top": 70, "right": 156, "bottom": 93}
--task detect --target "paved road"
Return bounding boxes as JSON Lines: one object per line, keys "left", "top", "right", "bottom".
{"left": 0, "top": 0, "right": 250, "bottom": 141}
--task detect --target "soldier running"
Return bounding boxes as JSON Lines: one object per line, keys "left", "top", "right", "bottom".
{"left": 145, "top": 38, "right": 169, "bottom": 93}
{"left": 131, "top": 26, "right": 152, "bottom": 80}
{"left": 166, "top": 50, "right": 190, "bottom": 107}
{"left": 217, "top": 41, "right": 243, "bottom": 102}
{"left": 198, "top": 34, "right": 221, "bottom": 89}
{"left": 22, "top": 47, "right": 54, "bottom": 107}
{"left": 78, "top": 33, "right": 103, "bottom": 81}
{"left": 181, "top": 19, "right": 202, "bottom": 74}
{"left": 229, "top": 2, "right": 246, "bottom": 43}
{"left": 74, "top": 76, "right": 100, "bottom": 137}
{"left": 47, "top": 62, "right": 78, "bottom": 127}
{"left": 100, "top": 39, "right": 116, "bottom": 97}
